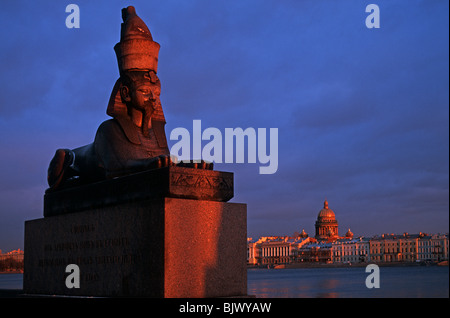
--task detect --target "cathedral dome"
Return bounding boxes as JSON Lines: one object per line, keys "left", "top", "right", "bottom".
{"left": 317, "top": 200, "right": 336, "bottom": 220}
{"left": 315, "top": 199, "right": 339, "bottom": 241}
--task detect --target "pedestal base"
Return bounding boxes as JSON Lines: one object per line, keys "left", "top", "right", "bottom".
{"left": 24, "top": 168, "right": 247, "bottom": 298}
{"left": 24, "top": 197, "right": 247, "bottom": 297}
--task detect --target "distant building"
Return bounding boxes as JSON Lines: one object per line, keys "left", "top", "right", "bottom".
{"left": 369, "top": 233, "right": 421, "bottom": 262}
{"left": 0, "top": 248, "right": 24, "bottom": 260}
{"left": 0, "top": 249, "right": 24, "bottom": 272}
{"left": 247, "top": 236, "right": 312, "bottom": 265}
{"left": 247, "top": 200, "right": 449, "bottom": 265}
{"left": 418, "top": 233, "right": 449, "bottom": 262}
{"left": 297, "top": 242, "right": 332, "bottom": 263}
{"left": 332, "top": 237, "right": 371, "bottom": 263}
{"left": 315, "top": 200, "right": 339, "bottom": 241}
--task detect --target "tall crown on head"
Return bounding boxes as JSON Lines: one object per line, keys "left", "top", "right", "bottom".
{"left": 107, "top": 6, "right": 165, "bottom": 125}
{"left": 114, "top": 6, "right": 160, "bottom": 74}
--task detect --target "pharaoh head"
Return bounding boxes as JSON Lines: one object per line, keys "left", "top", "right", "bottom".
{"left": 107, "top": 6, "right": 165, "bottom": 132}
{"left": 120, "top": 71, "right": 160, "bottom": 111}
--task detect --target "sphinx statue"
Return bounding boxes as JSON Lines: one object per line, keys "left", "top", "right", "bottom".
{"left": 47, "top": 6, "right": 211, "bottom": 190}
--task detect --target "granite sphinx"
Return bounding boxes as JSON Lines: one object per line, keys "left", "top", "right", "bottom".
{"left": 47, "top": 6, "right": 211, "bottom": 190}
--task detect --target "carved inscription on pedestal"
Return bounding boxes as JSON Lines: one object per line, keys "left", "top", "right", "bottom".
{"left": 171, "top": 172, "right": 232, "bottom": 190}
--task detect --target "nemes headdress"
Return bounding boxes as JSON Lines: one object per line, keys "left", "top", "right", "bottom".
{"left": 107, "top": 6, "right": 165, "bottom": 124}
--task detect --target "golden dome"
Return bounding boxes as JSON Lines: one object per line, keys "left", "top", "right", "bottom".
{"left": 317, "top": 200, "right": 336, "bottom": 220}
{"left": 315, "top": 199, "right": 339, "bottom": 241}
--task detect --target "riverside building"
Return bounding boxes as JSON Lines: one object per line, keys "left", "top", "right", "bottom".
{"left": 418, "top": 233, "right": 449, "bottom": 262}
{"left": 247, "top": 200, "right": 448, "bottom": 266}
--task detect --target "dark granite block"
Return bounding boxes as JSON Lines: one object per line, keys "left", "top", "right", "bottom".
{"left": 24, "top": 197, "right": 247, "bottom": 297}
{"left": 44, "top": 166, "right": 233, "bottom": 217}
{"left": 24, "top": 199, "right": 166, "bottom": 297}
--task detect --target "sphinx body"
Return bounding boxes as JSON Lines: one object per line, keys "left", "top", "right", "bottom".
{"left": 47, "top": 6, "right": 210, "bottom": 190}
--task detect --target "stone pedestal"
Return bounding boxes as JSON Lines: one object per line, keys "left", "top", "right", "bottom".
{"left": 23, "top": 167, "right": 247, "bottom": 297}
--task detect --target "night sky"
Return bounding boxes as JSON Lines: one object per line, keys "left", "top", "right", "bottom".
{"left": 0, "top": 1, "right": 448, "bottom": 252}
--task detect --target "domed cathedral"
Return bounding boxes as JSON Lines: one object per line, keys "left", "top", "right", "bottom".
{"left": 315, "top": 200, "right": 339, "bottom": 241}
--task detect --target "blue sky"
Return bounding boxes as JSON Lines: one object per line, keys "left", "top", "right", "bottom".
{"left": 0, "top": 0, "right": 448, "bottom": 252}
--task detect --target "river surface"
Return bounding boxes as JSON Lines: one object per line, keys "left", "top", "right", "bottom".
{"left": 1, "top": 266, "right": 448, "bottom": 298}
{"left": 0, "top": 273, "right": 23, "bottom": 290}
{"left": 248, "top": 265, "right": 448, "bottom": 298}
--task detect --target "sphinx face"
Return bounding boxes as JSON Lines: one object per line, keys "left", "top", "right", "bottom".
{"left": 130, "top": 82, "right": 158, "bottom": 112}
{"left": 126, "top": 75, "right": 161, "bottom": 116}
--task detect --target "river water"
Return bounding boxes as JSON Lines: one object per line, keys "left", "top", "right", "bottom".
{"left": 0, "top": 273, "right": 23, "bottom": 290}
{"left": 248, "top": 265, "right": 448, "bottom": 298}
{"left": 1, "top": 266, "right": 448, "bottom": 297}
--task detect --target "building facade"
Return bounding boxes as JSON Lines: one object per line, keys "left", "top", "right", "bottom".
{"left": 298, "top": 243, "right": 332, "bottom": 263}
{"left": 247, "top": 200, "right": 448, "bottom": 266}
{"left": 331, "top": 238, "right": 370, "bottom": 263}
{"left": 418, "top": 234, "right": 449, "bottom": 262}
{"left": 248, "top": 236, "right": 312, "bottom": 265}
{"left": 0, "top": 249, "right": 24, "bottom": 272}
{"left": 315, "top": 200, "right": 339, "bottom": 241}
{"left": 369, "top": 233, "right": 420, "bottom": 262}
